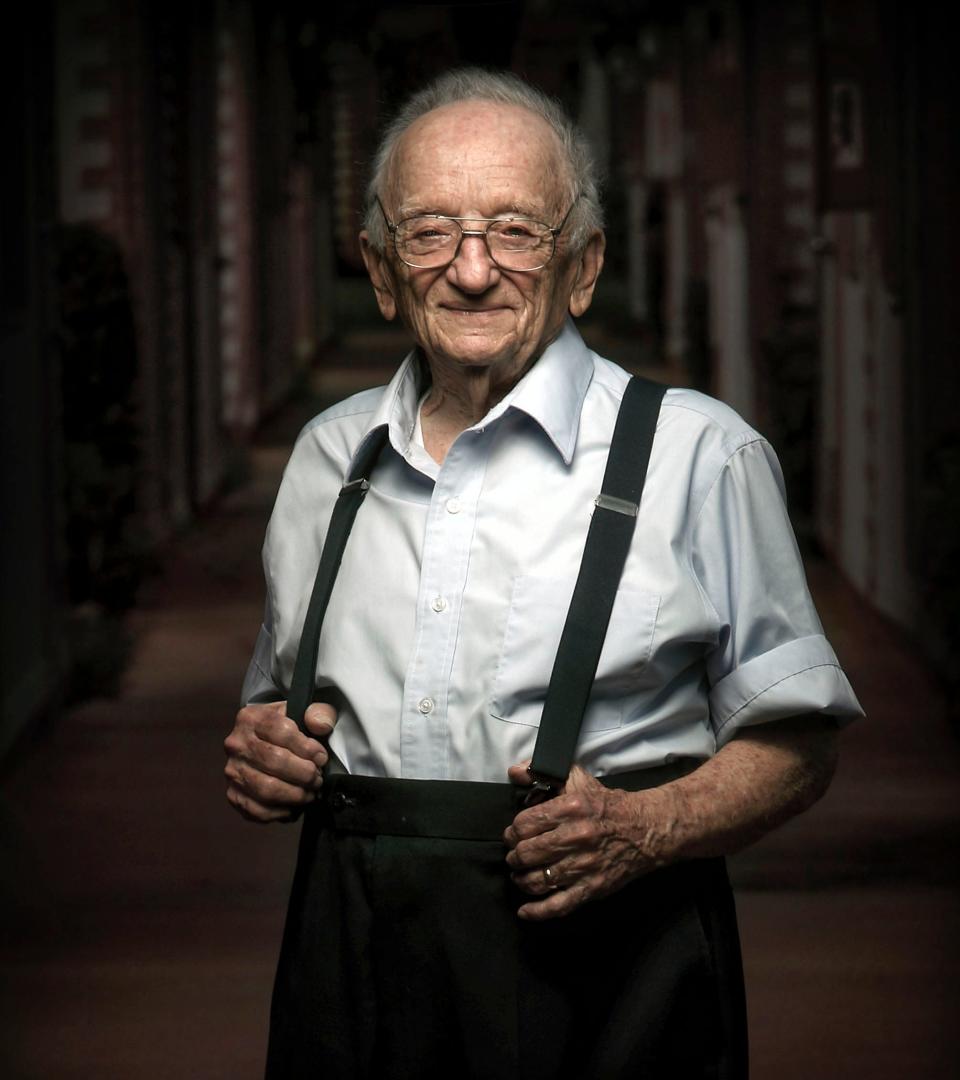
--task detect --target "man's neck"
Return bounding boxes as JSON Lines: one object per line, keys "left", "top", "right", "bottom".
{"left": 419, "top": 355, "right": 531, "bottom": 463}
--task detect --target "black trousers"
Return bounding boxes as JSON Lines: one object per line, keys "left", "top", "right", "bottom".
{"left": 265, "top": 774, "right": 748, "bottom": 1080}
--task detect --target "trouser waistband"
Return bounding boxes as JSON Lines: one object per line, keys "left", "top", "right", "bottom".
{"left": 318, "top": 760, "right": 699, "bottom": 841}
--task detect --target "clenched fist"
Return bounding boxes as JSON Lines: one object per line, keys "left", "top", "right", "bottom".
{"left": 224, "top": 701, "right": 337, "bottom": 823}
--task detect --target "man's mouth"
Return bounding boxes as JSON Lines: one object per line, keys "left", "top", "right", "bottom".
{"left": 442, "top": 305, "right": 508, "bottom": 316}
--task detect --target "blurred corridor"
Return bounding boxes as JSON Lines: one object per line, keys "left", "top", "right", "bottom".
{"left": 2, "top": 333, "right": 958, "bottom": 1078}
{"left": 3, "top": 2, "right": 959, "bottom": 1076}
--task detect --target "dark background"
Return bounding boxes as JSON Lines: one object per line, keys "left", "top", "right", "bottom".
{"left": 2, "top": 2, "right": 958, "bottom": 1077}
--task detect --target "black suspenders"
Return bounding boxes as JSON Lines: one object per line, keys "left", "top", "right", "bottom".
{"left": 286, "top": 375, "right": 667, "bottom": 783}
{"left": 528, "top": 375, "right": 666, "bottom": 787}
{"left": 285, "top": 428, "right": 389, "bottom": 730}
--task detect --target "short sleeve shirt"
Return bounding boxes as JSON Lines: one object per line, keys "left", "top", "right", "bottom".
{"left": 242, "top": 320, "right": 862, "bottom": 781}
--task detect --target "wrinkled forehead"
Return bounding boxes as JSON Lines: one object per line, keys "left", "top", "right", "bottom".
{"left": 385, "top": 101, "right": 572, "bottom": 216}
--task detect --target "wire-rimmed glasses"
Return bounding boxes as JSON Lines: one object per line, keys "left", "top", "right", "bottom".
{"left": 376, "top": 196, "right": 578, "bottom": 272}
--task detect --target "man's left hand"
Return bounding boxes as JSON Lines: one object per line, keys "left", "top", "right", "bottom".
{"left": 504, "top": 715, "right": 839, "bottom": 922}
{"left": 503, "top": 763, "right": 673, "bottom": 921}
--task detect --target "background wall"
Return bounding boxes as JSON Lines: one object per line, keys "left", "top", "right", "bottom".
{"left": 2, "top": 4, "right": 958, "bottom": 1078}
{"left": 4, "top": 0, "right": 957, "bottom": 769}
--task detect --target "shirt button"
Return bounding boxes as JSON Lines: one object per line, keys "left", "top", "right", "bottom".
{"left": 418, "top": 697, "right": 435, "bottom": 715}
{"left": 431, "top": 596, "right": 447, "bottom": 613}
{"left": 445, "top": 497, "right": 462, "bottom": 515}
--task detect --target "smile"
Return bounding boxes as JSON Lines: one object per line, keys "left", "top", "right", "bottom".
{"left": 441, "top": 306, "right": 509, "bottom": 316}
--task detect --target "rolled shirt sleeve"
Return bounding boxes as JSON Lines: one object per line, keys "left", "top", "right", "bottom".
{"left": 691, "top": 437, "right": 863, "bottom": 745}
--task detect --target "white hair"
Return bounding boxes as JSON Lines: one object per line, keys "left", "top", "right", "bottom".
{"left": 363, "top": 68, "right": 604, "bottom": 253}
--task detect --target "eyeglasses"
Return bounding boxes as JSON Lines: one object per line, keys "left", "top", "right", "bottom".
{"left": 376, "top": 196, "right": 578, "bottom": 272}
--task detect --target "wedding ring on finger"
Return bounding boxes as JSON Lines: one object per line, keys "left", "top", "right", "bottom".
{"left": 542, "top": 866, "right": 560, "bottom": 891}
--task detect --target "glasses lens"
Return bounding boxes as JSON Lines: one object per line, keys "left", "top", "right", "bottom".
{"left": 395, "top": 217, "right": 459, "bottom": 267}
{"left": 488, "top": 220, "right": 553, "bottom": 270}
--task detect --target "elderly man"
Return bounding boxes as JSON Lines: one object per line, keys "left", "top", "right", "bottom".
{"left": 225, "top": 69, "right": 861, "bottom": 1079}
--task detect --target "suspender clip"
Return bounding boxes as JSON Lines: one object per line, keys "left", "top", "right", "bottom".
{"left": 594, "top": 493, "right": 638, "bottom": 517}
{"left": 522, "top": 780, "right": 557, "bottom": 807}
{"left": 522, "top": 764, "right": 563, "bottom": 807}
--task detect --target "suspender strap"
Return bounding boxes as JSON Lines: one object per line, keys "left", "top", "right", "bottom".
{"left": 528, "top": 376, "right": 667, "bottom": 787}
{"left": 286, "top": 428, "right": 389, "bottom": 734}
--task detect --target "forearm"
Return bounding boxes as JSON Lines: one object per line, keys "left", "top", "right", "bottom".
{"left": 647, "top": 714, "right": 840, "bottom": 863}
{"left": 505, "top": 714, "right": 840, "bottom": 919}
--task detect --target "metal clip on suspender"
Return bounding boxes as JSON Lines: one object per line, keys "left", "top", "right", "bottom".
{"left": 525, "top": 375, "right": 667, "bottom": 803}
{"left": 286, "top": 430, "right": 389, "bottom": 735}
{"left": 594, "top": 493, "right": 639, "bottom": 517}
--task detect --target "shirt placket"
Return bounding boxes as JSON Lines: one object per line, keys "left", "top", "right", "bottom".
{"left": 399, "top": 429, "right": 488, "bottom": 778}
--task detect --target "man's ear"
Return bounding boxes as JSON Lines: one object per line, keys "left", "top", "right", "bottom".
{"left": 360, "top": 232, "right": 398, "bottom": 321}
{"left": 568, "top": 231, "right": 605, "bottom": 318}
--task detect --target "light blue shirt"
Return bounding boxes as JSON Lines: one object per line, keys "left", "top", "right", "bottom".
{"left": 242, "top": 320, "right": 862, "bottom": 781}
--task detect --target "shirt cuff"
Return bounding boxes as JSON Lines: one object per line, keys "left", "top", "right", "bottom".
{"left": 710, "top": 634, "right": 864, "bottom": 747}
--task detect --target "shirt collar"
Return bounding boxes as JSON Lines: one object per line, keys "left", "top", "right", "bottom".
{"left": 348, "top": 317, "right": 594, "bottom": 474}
{"left": 345, "top": 347, "right": 425, "bottom": 476}
{"left": 487, "top": 317, "right": 594, "bottom": 465}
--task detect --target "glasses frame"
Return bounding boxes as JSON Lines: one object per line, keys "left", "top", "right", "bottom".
{"left": 375, "top": 195, "right": 579, "bottom": 272}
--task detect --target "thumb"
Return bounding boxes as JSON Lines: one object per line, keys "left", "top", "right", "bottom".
{"left": 507, "top": 761, "right": 571, "bottom": 788}
{"left": 507, "top": 760, "right": 535, "bottom": 786}
{"left": 303, "top": 702, "right": 338, "bottom": 740}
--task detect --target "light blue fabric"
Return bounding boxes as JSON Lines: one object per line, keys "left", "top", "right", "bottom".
{"left": 242, "top": 319, "right": 862, "bottom": 781}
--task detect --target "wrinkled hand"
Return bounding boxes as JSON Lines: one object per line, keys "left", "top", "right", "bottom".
{"left": 504, "top": 762, "right": 676, "bottom": 920}
{"left": 224, "top": 702, "right": 337, "bottom": 823}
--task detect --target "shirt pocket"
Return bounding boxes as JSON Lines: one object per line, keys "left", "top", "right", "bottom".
{"left": 489, "top": 574, "right": 661, "bottom": 731}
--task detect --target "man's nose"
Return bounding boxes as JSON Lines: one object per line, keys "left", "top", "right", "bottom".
{"left": 447, "top": 232, "right": 500, "bottom": 292}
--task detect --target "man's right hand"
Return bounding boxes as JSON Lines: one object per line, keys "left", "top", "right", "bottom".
{"left": 223, "top": 702, "right": 337, "bottom": 823}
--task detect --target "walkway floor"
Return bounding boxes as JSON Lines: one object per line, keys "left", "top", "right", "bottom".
{"left": 2, "top": 343, "right": 958, "bottom": 1078}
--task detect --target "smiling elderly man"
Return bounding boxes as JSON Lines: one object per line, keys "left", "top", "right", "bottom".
{"left": 225, "top": 69, "right": 862, "bottom": 1079}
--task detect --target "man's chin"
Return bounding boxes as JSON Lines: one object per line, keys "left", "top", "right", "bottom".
{"left": 429, "top": 330, "right": 520, "bottom": 371}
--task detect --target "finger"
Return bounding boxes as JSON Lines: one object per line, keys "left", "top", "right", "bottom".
{"left": 510, "top": 852, "right": 595, "bottom": 895}
{"left": 226, "top": 782, "right": 307, "bottom": 824}
{"left": 503, "top": 795, "right": 573, "bottom": 848}
{"left": 503, "top": 789, "right": 591, "bottom": 849}
{"left": 506, "top": 760, "right": 534, "bottom": 786}
{"left": 511, "top": 862, "right": 565, "bottom": 896}
{"left": 254, "top": 710, "right": 328, "bottom": 764}
{"left": 517, "top": 879, "right": 593, "bottom": 921}
{"left": 303, "top": 702, "right": 338, "bottom": 740}
{"left": 507, "top": 762, "right": 598, "bottom": 793}
{"left": 244, "top": 735, "right": 324, "bottom": 790}
{"left": 505, "top": 817, "right": 597, "bottom": 870}
{"left": 225, "top": 758, "right": 317, "bottom": 810}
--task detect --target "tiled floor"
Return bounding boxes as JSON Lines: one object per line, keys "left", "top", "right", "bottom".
{"left": 2, "top": 363, "right": 957, "bottom": 1078}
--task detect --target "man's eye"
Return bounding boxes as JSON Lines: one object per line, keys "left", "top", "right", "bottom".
{"left": 492, "top": 221, "right": 544, "bottom": 249}
{"left": 406, "top": 222, "right": 456, "bottom": 245}
{"left": 500, "top": 223, "right": 536, "bottom": 238}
